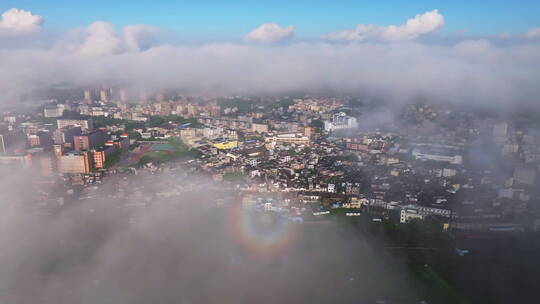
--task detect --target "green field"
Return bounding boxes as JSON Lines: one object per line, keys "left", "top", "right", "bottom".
{"left": 144, "top": 151, "right": 170, "bottom": 158}
{"left": 138, "top": 138, "right": 202, "bottom": 165}
{"left": 412, "top": 265, "right": 467, "bottom": 304}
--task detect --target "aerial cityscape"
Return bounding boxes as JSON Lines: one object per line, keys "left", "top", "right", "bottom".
{"left": 1, "top": 1, "right": 540, "bottom": 304}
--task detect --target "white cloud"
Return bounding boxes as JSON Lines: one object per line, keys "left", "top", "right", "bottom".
{"left": 78, "top": 21, "right": 122, "bottom": 56}
{"left": 1, "top": 41, "right": 539, "bottom": 110}
{"left": 245, "top": 23, "right": 294, "bottom": 43}
{"left": 0, "top": 16, "right": 539, "bottom": 110}
{"left": 324, "top": 9, "right": 444, "bottom": 42}
{"left": 0, "top": 8, "right": 44, "bottom": 36}
{"left": 123, "top": 24, "right": 160, "bottom": 52}
{"left": 454, "top": 39, "right": 493, "bottom": 54}
{"left": 77, "top": 22, "right": 160, "bottom": 56}
{"left": 525, "top": 27, "right": 540, "bottom": 39}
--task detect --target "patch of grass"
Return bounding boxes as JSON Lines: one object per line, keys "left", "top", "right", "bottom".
{"left": 138, "top": 138, "right": 202, "bottom": 165}
{"left": 145, "top": 151, "right": 170, "bottom": 158}
{"left": 223, "top": 172, "right": 244, "bottom": 182}
{"left": 412, "top": 265, "right": 468, "bottom": 304}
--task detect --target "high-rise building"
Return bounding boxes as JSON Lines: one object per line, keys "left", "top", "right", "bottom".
{"left": 100, "top": 88, "right": 111, "bottom": 102}
{"left": 187, "top": 104, "right": 198, "bottom": 117}
{"left": 208, "top": 104, "right": 221, "bottom": 117}
{"left": 38, "top": 154, "right": 55, "bottom": 177}
{"left": 493, "top": 123, "right": 509, "bottom": 138}
{"left": 0, "top": 131, "right": 28, "bottom": 154}
{"left": 73, "top": 130, "right": 108, "bottom": 151}
{"left": 44, "top": 104, "right": 65, "bottom": 118}
{"left": 53, "top": 126, "right": 82, "bottom": 145}
{"left": 91, "top": 148, "right": 109, "bottom": 169}
{"left": 27, "top": 131, "right": 53, "bottom": 148}
{"left": 84, "top": 89, "right": 93, "bottom": 101}
{"left": 0, "top": 153, "right": 32, "bottom": 168}
{"left": 92, "top": 150, "right": 105, "bottom": 169}
{"left": 59, "top": 151, "right": 92, "bottom": 174}
{"left": 303, "top": 126, "right": 313, "bottom": 138}
{"left": 175, "top": 105, "right": 184, "bottom": 115}
{"left": 251, "top": 123, "right": 269, "bottom": 133}
{"left": 27, "top": 148, "right": 56, "bottom": 177}
{"left": 493, "top": 123, "right": 509, "bottom": 144}
{"left": 324, "top": 112, "right": 358, "bottom": 132}
{"left": 119, "top": 89, "right": 128, "bottom": 102}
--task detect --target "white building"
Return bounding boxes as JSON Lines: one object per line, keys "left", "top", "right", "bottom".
{"left": 400, "top": 208, "right": 423, "bottom": 223}
{"left": 57, "top": 118, "right": 94, "bottom": 131}
{"left": 412, "top": 148, "right": 463, "bottom": 165}
{"left": 44, "top": 104, "right": 65, "bottom": 118}
{"left": 324, "top": 112, "right": 358, "bottom": 132}
{"left": 400, "top": 204, "right": 451, "bottom": 223}
{"left": 265, "top": 133, "right": 309, "bottom": 145}
{"left": 327, "top": 183, "right": 335, "bottom": 193}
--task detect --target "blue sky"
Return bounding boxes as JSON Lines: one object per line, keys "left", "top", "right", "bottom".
{"left": 1, "top": 0, "right": 539, "bottom": 38}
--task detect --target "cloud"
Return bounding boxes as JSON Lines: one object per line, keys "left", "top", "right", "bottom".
{"left": 0, "top": 167, "right": 417, "bottom": 304}
{"left": 77, "top": 22, "right": 161, "bottom": 56}
{"left": 0, "top": 8, "right": 44, "bottom": 36}
{"left": 123, "top": 24, "right": 160, "bottom": 52}
{"left": 0, "top": 15, "right": 539, "bottom": 111}
{"left": 78, "top": 21, "right": 123, "bottom": 56}
{"left": 525, "top": 27, "right": 540, "bottom": 39}
{"left": 324, "top": 9, "right": 444, "bottom": 42}
{"left": 1, "top": 40, "right": 539, "bottom": 111}
{"left": 245, "top": 23, "right": 294, "bottom": 43}
{"left": 454, "top": 39, "right": 493, "bottom": 54}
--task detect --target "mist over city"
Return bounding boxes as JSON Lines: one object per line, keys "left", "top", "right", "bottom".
{"left": 1, "top": 1, "right": 540, "bottom": 304}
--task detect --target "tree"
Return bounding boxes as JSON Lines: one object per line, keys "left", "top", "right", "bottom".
{"left": 310, "top": 119, "right": 324, "bottom": 130}
{"left": 343, "top": 153, "right": 359, "bottom": 162}
{"left": 146, "top": 116, "right": 166, "bottom": 127}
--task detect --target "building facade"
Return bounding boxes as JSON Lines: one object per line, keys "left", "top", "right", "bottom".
{"left": 59, "top": 151, "right": 92, "bottom": 174}
{"left": 57, "top": 118, "right": 94, "bottom": 131}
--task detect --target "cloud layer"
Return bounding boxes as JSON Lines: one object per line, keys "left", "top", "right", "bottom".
{"left": 74, "top": 21, "right": 161, "bottom": 56}
{"left": 324, "top": 9, "right": 444, "bottom": 42}
{"left": 2, "top": 39, "right": 539, "bottom": 109}
{"left": 245, "top": 23, "right": 295, "bottom": 43}
{"left": 0, "top": 167, "right": 417, "bottom": 304}
{"left": 0, "top": 8, "right": 539, "bottom": 111}
{"left": 525, "top": 27, "right": 540, "bottom": 39}
{"left": 0, "top": 8, "right": 44, "bottom": 36}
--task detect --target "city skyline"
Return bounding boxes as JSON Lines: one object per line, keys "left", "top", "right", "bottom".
{"left": 1, "top": 3, "right": 540, "bottom": 302}
{"left": 2, "top": 89, "right": 540, "bottom": 304}
{"left": 0, "top": 0, "right": 540, "bottom": 304}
